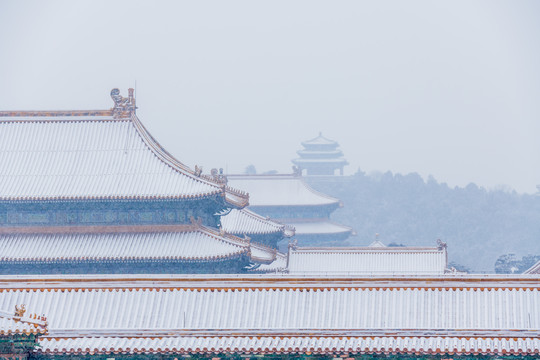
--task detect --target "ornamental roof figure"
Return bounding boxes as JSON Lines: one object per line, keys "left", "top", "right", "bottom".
{"left": 293, "top": 133, "right": 348, "bottom": 176}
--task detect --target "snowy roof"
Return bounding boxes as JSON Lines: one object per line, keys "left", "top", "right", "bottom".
{"left": 292, "top": 157, "right": 348, "bottom": 164}
{"left": 249, "top": 242, "right": 278, "bottom": 264}
{"left": 296, "top": 149, "right": 344, "bottom": 156}
{"left": 0, "top": 308, "right": 48, "bottom": 335}
{"left": 220, "top": 209, "right": 294, "bottom": 237}
{"left": 368, "top": 240, "right": 386, "bottom": 247}
{"left": 0, "top": 95, "right": 248, "bottom": 206}
{"left": 287, "top": 219, "right": 352, "bottom": 235}
{"left": 0, "top": 224, "right": 275, "bottom": 263}
{"left": 38, "top": 336, "right": 540, "bottom": 356}
{"left": 227, "top": 175, "right": 339, "bottom": 207}
{"left": 0, "top": 274, "right": 539, "bottom": 356}
{"left": 287, "top": 245, "right": 447, "bottom": 274}
{"left": 251, "top": 251, "right": 288, "bottom": 273}
{"left": 301, "top": 133, "right": 338, "bottom": 147}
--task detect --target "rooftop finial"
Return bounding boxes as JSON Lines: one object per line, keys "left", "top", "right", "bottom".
{"left": 110, "top": 88, "right": 135, "bottom": 119}
{"left": 319, "top": 131, "right": 322, "bottom": 136}
{"left": 437, "top": 238, "right": 447, "bottom": 250}
{"left": 14, "top": 304, "right": 26, "bottom": 318}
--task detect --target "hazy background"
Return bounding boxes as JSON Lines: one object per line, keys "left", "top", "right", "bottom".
{"left": 1, "top": 0, "right": 540, "bottom": 193}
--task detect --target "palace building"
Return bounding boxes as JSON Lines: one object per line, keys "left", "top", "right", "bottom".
{"left": 292, "top": 132, "right": 348, "bottom": 176}
{"left": 228, "top": 174, "right": 353, "bottom": 247}
{"left": 0, "top": 89, "right": 284, "bottom": 274}
{"left": 286, "top": 240, "right": 449, "bottom": 275}
{"left": 0, "top": 274, "right": 539, "bottom": 358}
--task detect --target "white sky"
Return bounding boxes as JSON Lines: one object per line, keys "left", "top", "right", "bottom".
{"left": 1, "top": 1, "right": 539, "bottom": 193}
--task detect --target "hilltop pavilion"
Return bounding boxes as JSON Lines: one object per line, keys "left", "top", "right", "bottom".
{"left": 292, "top": 132, "right": 348, "bottom": 176}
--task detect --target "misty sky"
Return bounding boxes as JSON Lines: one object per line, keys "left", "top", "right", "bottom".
{"left": 1, "top": 1, "right": 539, "bottom": 193}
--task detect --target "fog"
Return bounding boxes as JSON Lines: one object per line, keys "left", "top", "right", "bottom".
{"left": 1, "top": 0, "right": 539, "bottom": 193}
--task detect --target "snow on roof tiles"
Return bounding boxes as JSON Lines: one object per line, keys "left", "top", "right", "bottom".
{"left": 301, "top": 133, "right": 338, "bottom": 147}
{"left": 0, "top": 105, "right": 248, "bottom": 206}
{"left": 227, "top": 175, "right": 339, "bottom": 207}
{"left": 220, "top": 209, "right": 290, "bottom": 236}
{"left": 287, "top": 245, "right": 447, "bottom": 274}
{"left": 38, "top": 335, "right": 540, "bottom": 356}
{"left": 0, "top": 225, "right": 251, "bottom": 262}
{"left": 1, "top": 275, "right": 539, "bottom": 355}
{"left": 287, "top": 220, "right": 352, "bottom": 235}
{"left": 251, "top": 251, "right": 288, "bottom": 273}
{"left": 0, "top": 308, "right": 48, "bottom": 335}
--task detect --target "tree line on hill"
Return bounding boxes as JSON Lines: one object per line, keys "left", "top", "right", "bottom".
{"left": 304, "top": 170, "right": 540, "bottom": 273}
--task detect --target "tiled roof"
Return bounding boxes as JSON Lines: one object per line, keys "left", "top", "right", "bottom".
{"left": 292, "top": 158, "right": 348, "bottom": 164}
{"left": 38, "top": 336, "right": 540, "bottom": 356}
{"left": 0, "top": 308, "right": 48, "bottom": 335}
{"left": 0, "top": 105, "right": 248, "bottom": 206}
{"left": 228, "top": 175, "right": 339, "bottom": 207}
{"left": 220, "top": 209, "right": 293, "bottom": 237}
{"left": 301, "top": 133, "right": 338, "bottom": 147}
{"left": 287, "top": 245, "right": 447, "bottom": 274}
{"left": 287, "top": 220, "right": 352, "bottom": 235}
{"left": 251, "top": 251, "right": 288, "bottom": 273}
{"left": 249, "top": 242, "right": 278, "bottom": 264}
{"left": 0, "top": 275, "right": 539, "bottom": 355}
{"left": 0, "top": 224, "right": 274, "bottom": 263}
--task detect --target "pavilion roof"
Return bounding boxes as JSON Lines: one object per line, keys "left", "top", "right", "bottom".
{"left": 0, "top": 274, "right": 539, "bottom": 356}
{"left": 220, "top": 209, "right": 294, "bottom": 237}
{"left": 301, "top": 133, "right": 338, "bottom": 147}
{"left": 0, "top": 90, "right": 248, "bottom": 207}
{"left": 287, "top": 219, "right": 352, "bottom": 235}
{"left": 227, "top": 174, "right": 339, "bottom": 207}
{"left": 250, "top": 251, "right": 288, "bottom": 273}
{"left": 0, "top": 224, "right": 275, "bottom": 264}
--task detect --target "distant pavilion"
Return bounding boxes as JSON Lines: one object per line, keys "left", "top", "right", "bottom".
{"left": 292, "top": 132, "right": 348, "bottom": 176}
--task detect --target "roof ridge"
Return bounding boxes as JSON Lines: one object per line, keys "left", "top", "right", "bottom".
{"left": 129, "top": 114, "right": 219, "bottom": 186}
{"left": 0, "top": 110, "right": 114, "bottom": 119}
{"left": 130, "top": 113, "right": 248, "bottom": 207}
{"left": 0, "top": 89, "right": 249, "bottom": 206}
{"left": 239, "top": 209, "right": 284, "bottom": 230}
{"left": 0, "top": 224, "right": 200, "bottom": 235}
{"left": 291, "top": 246, "right": 444, "bottom": 252}
{"left": 301, "top": 133, "right": 338, "bottom": 146}
{"left": 0, "top": 307, "right": 48, "bottom": 334}
{"left": 298, "top": 177, "right": 340, "bottom": 204}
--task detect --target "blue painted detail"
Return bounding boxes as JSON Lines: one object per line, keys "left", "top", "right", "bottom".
{"left": 0, "top": 197, "right": 227, "bottom": 227}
